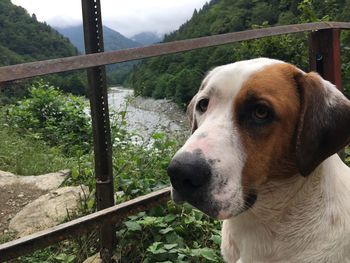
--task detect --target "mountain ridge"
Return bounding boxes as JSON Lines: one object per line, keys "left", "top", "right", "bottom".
{"left": 131, "top": 32, "right": 162, "bottom": 46}
{"left": 0, "top": 0, "right": 86, "bottom": 98}
{"left": 55, "top": 25, "right": 142, "bottom": 54}
{"left": 0, "top": 0, "right": 78, "bottom": 64}
{"left": 56, "top": 25, "right": 148, "bottom": 85}
{"left": 129, "top": 0, "right": 350, "bottom": 106}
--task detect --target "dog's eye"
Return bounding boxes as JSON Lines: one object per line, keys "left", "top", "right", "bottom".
{"left": 252, "top": 104, "right": 271, "bottom": 122}
{"left": 196, "top": 98, "right": 209, "bottom": 113}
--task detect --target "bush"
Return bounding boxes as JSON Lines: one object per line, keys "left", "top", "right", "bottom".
{"left": 112, "top": 130, "right": 179, "bottom": 202}
{"left": 5, "top": 81, "right": 92, "bottom": 154}
{"left": 0, "top": 122, "right": 73, "bottom": 175}
{"left": 116, "top": 203, "right": 223, "bottom": 263}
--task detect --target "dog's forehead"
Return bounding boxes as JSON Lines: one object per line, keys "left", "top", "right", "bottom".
{"left": 200, "top": 58, "right": 285, "bottom": 98}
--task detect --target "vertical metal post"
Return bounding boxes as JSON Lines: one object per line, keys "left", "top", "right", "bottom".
{"left": 309, "top": 28, "right": 342, "bottom": 90}
{"left": 81, "top": 0, "right": 115, "bottom": 261}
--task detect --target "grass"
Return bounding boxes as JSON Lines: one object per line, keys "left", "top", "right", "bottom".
{"left": 0, "top": 123, "right": 74, "bottom": 176}
{"left": 10, "top": 231, "right": 99, "bottom": 263}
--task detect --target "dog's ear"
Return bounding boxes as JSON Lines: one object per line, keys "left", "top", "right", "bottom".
{"left": 187, "top": 94, "right": 198, "bottom": 133}
{"left": 295, "top": 72, "right": 350, "bottom": 176}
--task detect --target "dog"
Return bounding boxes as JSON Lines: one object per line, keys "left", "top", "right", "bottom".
{"left": 167, "top": 58, "right": 350, "bottom": 263}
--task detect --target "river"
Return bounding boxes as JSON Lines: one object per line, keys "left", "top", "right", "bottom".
{"left": 108, "top": 87, "right": 188, "bottom": 140}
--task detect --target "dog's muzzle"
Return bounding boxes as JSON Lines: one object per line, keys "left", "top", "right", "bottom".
{"left": 167, "top": 151, "right": 211, "bottom": 192}
{"left": 167, "top": 150, "right": 219, "bottom": 217}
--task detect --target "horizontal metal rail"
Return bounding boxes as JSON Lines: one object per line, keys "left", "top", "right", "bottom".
{"left": 1, "top": 22, "right": 350, "bottom": 83}
{"left": 0, "top": 187, "right": 171, "bottom": 261}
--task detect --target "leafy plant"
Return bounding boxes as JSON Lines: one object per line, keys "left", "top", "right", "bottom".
{"left": 115, "top": 202, "right": 223, "bottom": 263}
{"left": 0, "top": 115, "right": 74, "bottom": 175}
{"left": 112, "top": 129, "right": 180, "bottom": 202}
{"left": 5, "top": 81, "right": 92, "bottom": 154}
{"left": 12, "top": 231, "right": 99, "bottom": 263}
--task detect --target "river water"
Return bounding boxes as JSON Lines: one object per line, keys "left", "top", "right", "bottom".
{"left": 108, "top": 87, "right": 188, "bottom": 140}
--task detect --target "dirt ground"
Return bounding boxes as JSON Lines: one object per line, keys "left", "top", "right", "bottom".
{"left": 0, "top": 184, "right": 46, "bottom": 236}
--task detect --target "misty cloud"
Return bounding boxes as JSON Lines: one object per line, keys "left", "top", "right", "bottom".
{"left": 11, "top": 0, "right": 208, "bottom": 37}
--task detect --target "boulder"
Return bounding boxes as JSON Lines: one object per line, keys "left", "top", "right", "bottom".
{"left": 82, "top": 253, "right": 119, "bottom": 263}
{"left": 83, "top": 253, "right": 102, "bottom": 263}
{"left": 0, "top": 170, "right": 70, "bottom": 191}
{"left": 9, "top": 185, "right": 89, "bottom": 237}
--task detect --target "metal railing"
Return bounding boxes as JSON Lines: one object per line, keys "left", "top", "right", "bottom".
{"left": 1, "top": 22, "right": 349, "bottom": 83}
{"left": 0, "top": 17, "right": 349, "bottom": 261}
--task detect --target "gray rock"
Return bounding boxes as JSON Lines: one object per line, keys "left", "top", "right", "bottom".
{"left": 83, "top": 253, "right": 102, "bottom": 263}
{"left": 0, "top": 170, "right": 70, "bottom": 191}
{"left": 9, "top": 185, "right": 89, "bottom": 237}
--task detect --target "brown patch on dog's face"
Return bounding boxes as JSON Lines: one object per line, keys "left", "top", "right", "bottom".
{"left": 234, "top": 63, "right": 301, "bottom": 193}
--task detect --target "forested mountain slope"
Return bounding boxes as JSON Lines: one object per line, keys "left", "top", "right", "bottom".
{"left": 0, "top": 0, "right": 86, "bottom": 98}
{"left": 57, "top": 25, "right": 144, "bottom": 85}
{"left": 129, "top": 0, "right": 350, "bottom": 107}
{"left": 131, "top": 32, "right": 162, "bottom": 46}
{"left": 0, "top": 0, "right": 77, "bottom": 64}
{"left": 56, "top": 25, "right": 142, "bottom": 54}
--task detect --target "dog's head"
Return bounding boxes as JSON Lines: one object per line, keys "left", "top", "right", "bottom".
{"left": 167, "top": 58, "right": 350, "bottom": 219}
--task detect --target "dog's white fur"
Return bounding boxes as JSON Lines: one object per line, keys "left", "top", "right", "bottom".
{"left": 170, "top": 58, "right": 350, "bottom": 262}
{"left": 221, "top": 154, "right": 350, "bottom": 263}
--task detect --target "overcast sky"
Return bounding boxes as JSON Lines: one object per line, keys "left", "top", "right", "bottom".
{"left": 11, "top": 0, "right": 208, "bottom": 37}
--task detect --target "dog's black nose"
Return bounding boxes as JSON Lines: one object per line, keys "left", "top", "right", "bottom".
{"left": 167, "top": 151, "right": 211, "bottom": 193}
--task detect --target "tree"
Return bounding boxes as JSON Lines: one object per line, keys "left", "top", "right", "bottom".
{"left": 128, "top": 0, "right": 350, "bottom": 105}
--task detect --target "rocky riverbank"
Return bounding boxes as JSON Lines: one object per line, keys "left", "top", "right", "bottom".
{"left": 108, "top": 87, "right": 189, "bottom": 139}
{"left": 0, "top": 170, "right": 88, "bottom": 239}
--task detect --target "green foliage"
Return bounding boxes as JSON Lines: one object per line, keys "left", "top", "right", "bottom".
{"left": 130, "top": 32, "right": 309, "bottom": 108}
{"left": 0, "top": 0, "right": 77, "bottom": 62}
{"left": 43, "top": 71, "right": 88, "bottom": 95}
{"left": 0, "top": 114, "right": 73, "bottom": 175}
{"left": 0, "top": 128, "right": 72, "bottom": 175}
{"left": 0, "top": 0, "right": 87, "bottom": 97}
{"left": 128, "top": 0, "right": 350, "bottom": 106}
{"left": 59, "top": 112, "right": 220, "bottom": 263}
{"left": 106, "top": 62, "right": 140, "bottom": 86}
{"left": 0, "top": 44, "right": 24, "bottom": 65}
{"left": 0, "top": 80, "right": 32, "bottom": 106}
{"left": 1, "top": 82, "right": 224, "bottom": 262}
{"left": 12, "top": 232, "right": 99, "bottom": 263}
{"left": 297, "top": 0, "right": 321, "bottom": 22}
{"left": 235, "top": 29, "right": 308, "bottom": 70}
{"left": 112, "top": 131, "right": 179, "bottom": 201}
{"left": 345, "top": 147, "right": 350, "bottom": 166}
{"left": 116, "top": 203, "right": 222, "bottom": 263}
{"left": 5, "top": 81, "right": 92, "bottom": 154}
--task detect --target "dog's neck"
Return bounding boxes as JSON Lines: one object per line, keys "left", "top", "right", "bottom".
{"left": 245, "top": 154, "right": 350, "bottom": 221}
{"left": 227, "top": 154, "right": 350, "bottom": 262}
